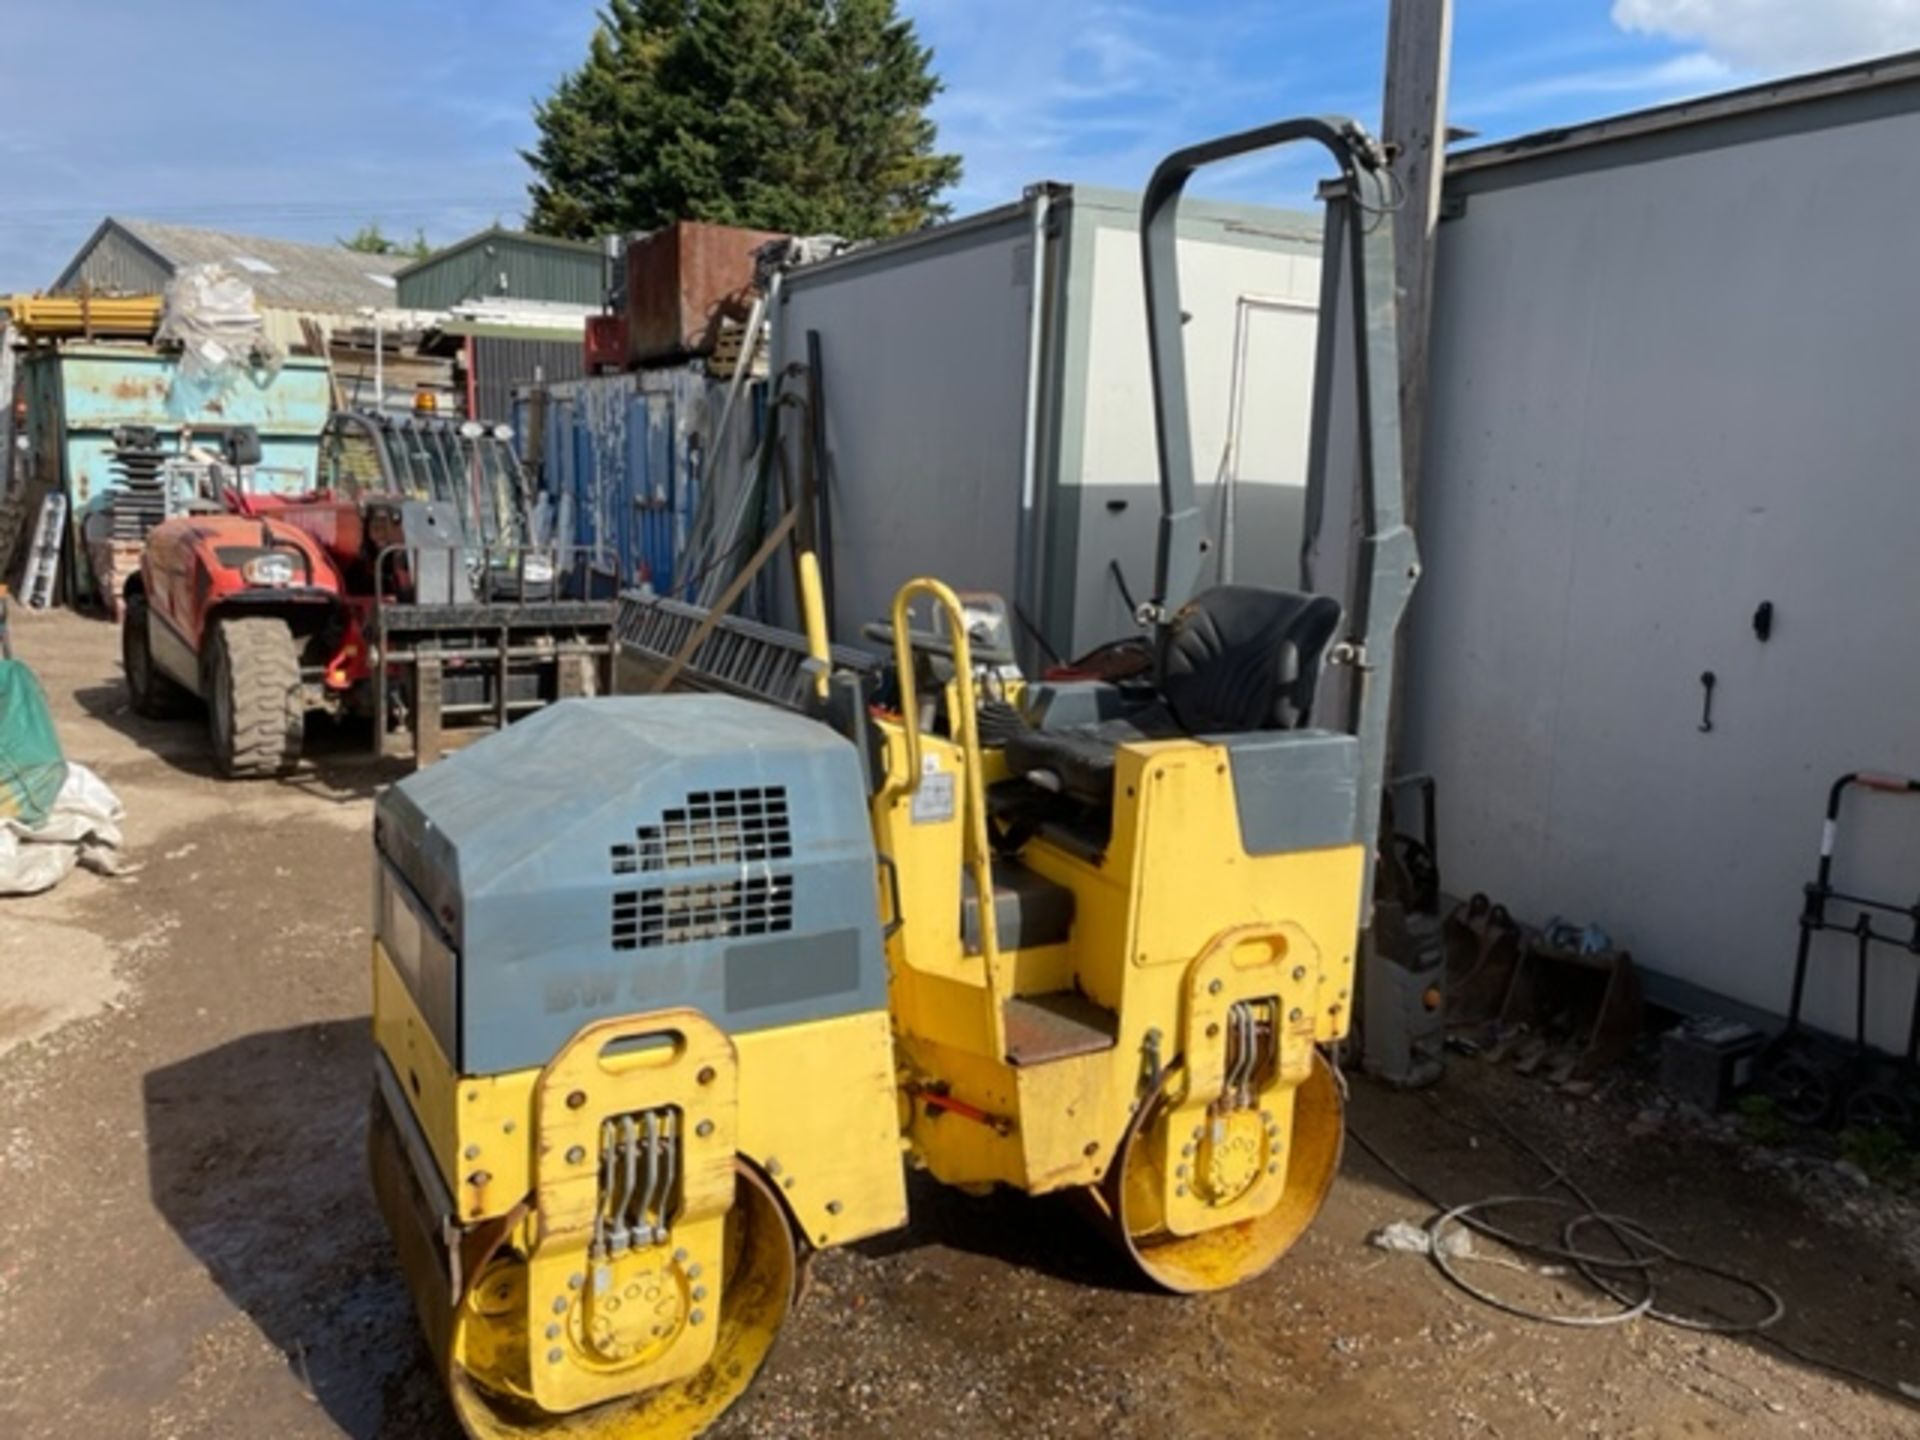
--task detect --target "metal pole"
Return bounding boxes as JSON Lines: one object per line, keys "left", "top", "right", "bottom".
{"left": 1380, "top": 0, "right": 1453, "bottom": 780}
{"left": 1015, "top": 184, "right": 1053, "bottom": 661}
{"left": 1383, "top": 0, "right": 1454, "bottom": 530}
{"left": 373, "top": 312, "right": 385, "bottom": 413}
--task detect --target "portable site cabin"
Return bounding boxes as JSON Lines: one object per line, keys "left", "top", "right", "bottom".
{"left": 765, "top": 183, "right": 1325, "bottom": 664}
{"left": 1405, "top": 54, "right": 1920, "bottom": 1045}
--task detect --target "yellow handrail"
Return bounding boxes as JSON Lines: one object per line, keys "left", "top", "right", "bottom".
{"left": 887, "top": 579, "right": 1005, "bottom": 1032}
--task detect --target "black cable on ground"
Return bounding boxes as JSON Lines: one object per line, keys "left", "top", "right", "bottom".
{"left": 1344, "top": 1115, "right": 1449, "bottom": 1211}
{"left": 1561, "top": 1211, "right": 1785, "bottom": 1332}
{"left": 1347, "top": 1107, "right": 1781, "bottom": 1333}
{"left": 1346, "top": 1103, "right": 1918, "bottom": 1406}
{"left": 1428, "top": 1196, "right": 1653, "bottom": 1328}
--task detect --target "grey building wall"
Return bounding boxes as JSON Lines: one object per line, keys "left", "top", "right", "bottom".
{"left": 1405, "top": 74, "right": 1920, "bottom": 1048}
{"left": 54, "top": 226, "right": 171, "bottom": 296}
{"left": 398, "top": 229, "right": 606, "bottom": 311}
{"left": 471, "top": 336, "right": 584, "bottom": 425}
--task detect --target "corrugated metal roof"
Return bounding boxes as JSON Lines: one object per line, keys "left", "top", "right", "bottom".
{"left": 54, "top": 218, "right": 406, "bottom": 313}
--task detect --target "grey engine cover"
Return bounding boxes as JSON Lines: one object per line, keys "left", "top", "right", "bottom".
{"left": 376, "top": 694, "right": 885, "bottom": 1075}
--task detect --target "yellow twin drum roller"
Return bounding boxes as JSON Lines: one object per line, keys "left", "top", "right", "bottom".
{"left": 369, "top": 660, "right": 1364, "bottom": 1436}
{"left": 368, "top": 110, "right": 1414, "bottom": 1439}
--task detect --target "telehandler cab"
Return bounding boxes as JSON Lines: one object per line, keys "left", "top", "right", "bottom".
{"left": 123, "top": 410, "right": 613, "bottom": 775}
{"left": 369, "top": 116, "right": 1417, "bottom": 1437}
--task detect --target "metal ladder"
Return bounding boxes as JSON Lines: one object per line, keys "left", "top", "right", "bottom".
{"left": 22, "top": 492, "right": 66, "bottom": 610}
{"left": 615, "top": 592, "right": 876, "bottom": 713}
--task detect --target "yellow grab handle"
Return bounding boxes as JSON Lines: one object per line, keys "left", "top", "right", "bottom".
{"left": 885, "top": 579, "right": 1004, "bottom": 1007}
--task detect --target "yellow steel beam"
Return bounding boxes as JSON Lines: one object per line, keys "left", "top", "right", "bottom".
{"left": 0, "top": 294, "right": 164, "bottom": 338}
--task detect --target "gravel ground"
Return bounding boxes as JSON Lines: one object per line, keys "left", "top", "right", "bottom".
{"left": 0, "top": 603, "right": 1916, "bottom": 1439}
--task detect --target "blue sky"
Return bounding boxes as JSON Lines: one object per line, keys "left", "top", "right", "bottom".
{"left": 2, "top": 0, "right": 1917, "bottom": 290}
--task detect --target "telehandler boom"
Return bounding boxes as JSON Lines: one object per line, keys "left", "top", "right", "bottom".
{"left": 369, "top": 115, "right": 1416, "bottom": 1437}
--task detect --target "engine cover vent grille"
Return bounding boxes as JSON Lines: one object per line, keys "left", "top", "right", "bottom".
{"left": 611, "top": 787, "right": 792, "bottom": 875}
{"left": 613, "top": 874, "right": 794, "bottom": 950}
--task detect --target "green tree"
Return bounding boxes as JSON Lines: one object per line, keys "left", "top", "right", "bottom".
{"left": 524, "top": 0, "right": 962, "bottom": 241}
{"left": 340, "top": 222, "right": 433, "bottom": 259}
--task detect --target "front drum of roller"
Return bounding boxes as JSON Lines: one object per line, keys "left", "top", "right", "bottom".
{"left": 447, "top": 1163, "right": 798, "bottom": 1440}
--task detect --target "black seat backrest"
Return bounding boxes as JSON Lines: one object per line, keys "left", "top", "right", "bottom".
{"left": 1160, "top": 585, "right": 1342, "bottom": 734}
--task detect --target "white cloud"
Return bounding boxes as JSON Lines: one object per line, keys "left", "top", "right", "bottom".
{"left": 1612, "top": 0, "right": 1920, "bottom": 71}
{"left": 1461, "top": 51, "right": 1730, "bottom": 119}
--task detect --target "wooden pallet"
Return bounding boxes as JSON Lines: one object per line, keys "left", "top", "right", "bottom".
{"left": 706, "top": 317, "right": 765, "bottom": 380}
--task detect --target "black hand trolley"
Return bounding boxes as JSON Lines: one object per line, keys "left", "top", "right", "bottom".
{"left": 1759, "top": 771, "right": 1920, "bottom": 1135}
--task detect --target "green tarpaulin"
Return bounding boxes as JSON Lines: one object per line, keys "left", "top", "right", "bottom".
{"left": 0, "top": 659, "right": 67, "bottom": 829}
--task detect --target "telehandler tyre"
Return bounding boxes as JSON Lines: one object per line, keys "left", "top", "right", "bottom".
{"left": 122, "top": 595, "right": 192, "bottom": 719}
{"left": 207, "top": 616, "right": 303, "bottom": 778}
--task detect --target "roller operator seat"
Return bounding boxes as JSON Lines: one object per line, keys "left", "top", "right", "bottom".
{"left": 1003, "top": 586, "right": 1343, "bottom": 809}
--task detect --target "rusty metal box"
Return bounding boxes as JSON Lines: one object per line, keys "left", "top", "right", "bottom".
{"left": 625, "top": 221, "right": 783, "bottom": 364}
